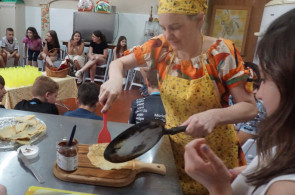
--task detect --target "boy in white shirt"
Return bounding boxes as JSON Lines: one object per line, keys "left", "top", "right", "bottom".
{"left": 1, "top": 28, "right": 20, "bottom": 66}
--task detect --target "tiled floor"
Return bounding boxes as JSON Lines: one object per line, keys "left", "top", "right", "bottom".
{"left": 57, "top": 84, "right": 142, "bottom": 123}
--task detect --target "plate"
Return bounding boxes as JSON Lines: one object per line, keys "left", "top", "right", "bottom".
{"left": 0, "top": 116, "right": 47, "bottom": 151}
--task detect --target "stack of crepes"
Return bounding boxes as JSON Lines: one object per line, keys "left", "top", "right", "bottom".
{"left": 0, "top": 115, "right": 46, "bottom": 144}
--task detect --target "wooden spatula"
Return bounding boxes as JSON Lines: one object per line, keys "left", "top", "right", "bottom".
{"left": 97, "top": 112, "right": 111, "bottom": 143}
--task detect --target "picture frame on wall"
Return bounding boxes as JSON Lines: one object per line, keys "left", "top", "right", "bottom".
{"left": 209, "top": 5, "right": 252, "bottom": 56}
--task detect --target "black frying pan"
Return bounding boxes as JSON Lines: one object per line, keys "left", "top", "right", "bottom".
{"left": 104, "top": 120, "right": 186, "bottom": 163}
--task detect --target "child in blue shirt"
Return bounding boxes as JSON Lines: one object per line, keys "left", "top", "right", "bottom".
{"left": 63, "top": 82, "right": 102, "bottom": 120}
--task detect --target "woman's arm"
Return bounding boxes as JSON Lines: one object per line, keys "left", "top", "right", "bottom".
{"left": 99, "top": 53, "right": 139, "bottom": 112}
{"left": 183, "top": 83, "right": 258, "bottom": 137}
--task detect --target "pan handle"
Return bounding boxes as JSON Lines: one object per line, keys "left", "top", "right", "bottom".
{"left": 164, "top": 126, "right": 187, "bottom": 135}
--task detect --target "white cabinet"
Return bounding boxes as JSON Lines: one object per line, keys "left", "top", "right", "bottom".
{"left": 0, "top": 2, "right": 25, "bottom": 62}
{"left": 143, "top": 21, "right": 161, "bottom": 42}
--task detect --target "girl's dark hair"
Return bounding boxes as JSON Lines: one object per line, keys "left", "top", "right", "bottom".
{"left": 93, "top": 30, "right": 106, "bottom": 43}
{"left": 48, "top": 30, "right": 60, "bottom": 49}
{"left": 246, "top": 8, "right": 295, "bottom": 190}
{"left": 116, "top": 36, "right": 127, "bottom": 58}
{"left": 71, "top": 31, "right": 83, "bottom": 45}
{"left": 26, "top": 27, "right": 41, "bottom": 40}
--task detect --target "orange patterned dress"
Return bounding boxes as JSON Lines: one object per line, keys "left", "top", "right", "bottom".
{"left": 126, "top": 35, "right": 249, "bottom": 194}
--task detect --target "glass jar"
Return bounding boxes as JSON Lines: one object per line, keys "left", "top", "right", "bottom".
{"left": 56, "top": 138, "right": 79, "bottom": 172}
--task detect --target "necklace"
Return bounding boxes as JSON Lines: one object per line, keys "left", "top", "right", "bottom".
{"left": 167, "top": 34, "right": 204, "bottom": 74}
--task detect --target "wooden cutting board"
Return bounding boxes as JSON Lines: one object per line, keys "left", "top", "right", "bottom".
{"left": 53, "top": 144, "right": 166, "bottom": 187}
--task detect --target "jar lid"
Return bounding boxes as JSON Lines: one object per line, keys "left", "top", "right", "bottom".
{"left": 17, "top": 145, "right": 39, "bottom": 159}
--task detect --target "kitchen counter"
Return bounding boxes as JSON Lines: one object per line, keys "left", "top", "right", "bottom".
{"left": 0, "top": 109, "right": 182, "bottom": 195}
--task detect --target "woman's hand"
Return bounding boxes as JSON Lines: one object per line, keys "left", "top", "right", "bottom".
{"left": 99, "top": 78, "right": 123, "bottom": 113}
{"left": 182, "top": 109, "right": 220, "bottom": 137}
{"left": 184, "top": 138, "right": 232, "bottom": 195}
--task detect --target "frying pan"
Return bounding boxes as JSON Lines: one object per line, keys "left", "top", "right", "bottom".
{"left": 104, "top": 120, "right": 186, "bottom": 163}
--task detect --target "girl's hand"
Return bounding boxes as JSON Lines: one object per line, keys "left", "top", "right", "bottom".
{"left": 70, "top": 40, "right": 77, "bottom": 47}
{"left": 184, "top": 138, "right": 232, "bottom": 195}
{"left": 228, "top": 165, "right": 247, "bottom": 182}
{"left": 182, "top": 109, "right": 219, "bottom": 137}
{"left": 99, "top": 79, "right": 123, "bottom": 113}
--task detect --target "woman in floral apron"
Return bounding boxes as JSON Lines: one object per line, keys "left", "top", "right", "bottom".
{"left": 99, "top": 0, "right": 258, "bottom": 194}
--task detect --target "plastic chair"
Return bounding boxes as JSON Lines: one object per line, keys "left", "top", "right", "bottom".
{"left": 83, "top": 49, "right": 113, "bottom": 83}
{"left": 242, "top": 138, "right": 257, "bottom": 164}
{"left": 127, "top": 67, "right": 144, "bottom": 90}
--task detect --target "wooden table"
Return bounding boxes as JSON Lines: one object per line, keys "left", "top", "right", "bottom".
{"left": 1, "top": 74, "right": 78, "bottom": 109}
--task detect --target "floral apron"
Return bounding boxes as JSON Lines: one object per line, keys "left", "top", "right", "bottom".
{"left": 160, "top": 52, "right": 246, "bottom": 195}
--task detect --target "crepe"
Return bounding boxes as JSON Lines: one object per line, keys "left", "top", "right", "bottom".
{"left": 15, "top": 122, "right": 28, "bottom": 134}
{"left": 0, "top": 115, "right": 46, "bottom": 144}
{"left": 87, "top": 143, "right": 129, "bottom": 170}
{"left": 0, "top": 126, "right": 16, "bottom": 140}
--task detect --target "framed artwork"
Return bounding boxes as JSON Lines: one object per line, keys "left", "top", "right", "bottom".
{"left": 209, "top": 5, "right": 252, "bottom": 56}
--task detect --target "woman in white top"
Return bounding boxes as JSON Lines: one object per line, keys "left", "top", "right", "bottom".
{"left": 184, "top": 8, "right": 295, "bottom": 195}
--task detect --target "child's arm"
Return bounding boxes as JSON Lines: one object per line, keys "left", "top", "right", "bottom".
{"left": 67, "top": 41, "right": 73, "bottom": 55}
{"left": 76, "top": 42, "right": 84, "bottom": 56}
{"left": 38, "top": 39, "right": 43, "bottom": 51}
{"left": 102, "top": 48, "right": 108, "bottom": 59}
{"left": 24, "top": 44, "right": 27, "bottom": 59}
{"left": 88, "top": 46, "right": 93, "bottom": 59}
{"left": 113, "top": 47, "right": 118, "bottom": 60}
{"left": 48, "top": 49, "right": 58, "bottom": 57}
{"left": 43, "top": 40, "right": 49, "bottom": 54}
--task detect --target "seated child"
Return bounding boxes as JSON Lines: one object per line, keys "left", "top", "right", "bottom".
{"left": 63, "top": 82, "right": 102, "bottom": 120}
{"left": 62, "top": 31, "right": 85, "bottom": 84}
{"left": 1, "top": 28, "right": 20, "bottom": 66}
{"left": 129, "top": 69, "right": 165, "bottom": 124}
{"left": 75, "top": 30, "right": 108, "bottom": 83}
{"left": 0, "top": 75, "right": 7, "bottom": 108}
{"left": 39, "top": 30, "right": 60, "bottom": 67}
{"left": 113, "top": 36, "right": 127, "bottom": 60}
{"left": 14, "top": 76, "right": 59, "bottom": 115}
